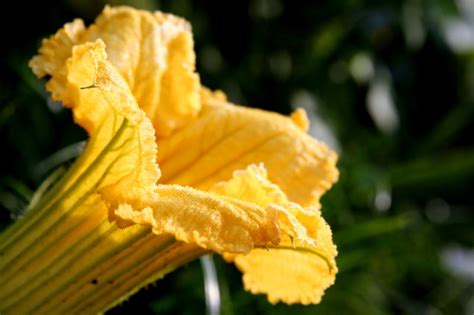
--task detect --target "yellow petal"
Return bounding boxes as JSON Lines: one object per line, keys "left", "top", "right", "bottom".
{"left": 29, "top": 19, "right": 86, "bottom": 104}
{"left": 290, "top": 107, "right": 310, "bottom": 132}
{"left": 227, "top": 215, "right": 337, "bottom": 305}
{"left": 200, "top": 86, "right": 228, "bottom": 102}
{"left": 210, "top": 164, "right": 318, "bottom": 242}
{"left": 115, "top": 184, "right": 281, "bottom": 253}
{"left": 232, "top": 218, "right": 337, "bottom": 305}
{"left": 158, "top": 95, "right": 339, "bottom": 208}
{"left": 210, "top": 164, "right": 288, "bottom": 207}
{"left": 87, "top": 7, "right": 201, "bottom": 136}
{"left": 212, "top": 164, "right": 337, "bottom": 304}
{"left": 57, "top": 39, "right": 160, "bottom": 214}
{"left": 113, "top": 162, "right": 337, "bottom": 305}
{"left": 29, "top": 5, "right": 201, "bottom": 137}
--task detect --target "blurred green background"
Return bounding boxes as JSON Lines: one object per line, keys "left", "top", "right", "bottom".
{"left": 1, "top": 0, "right": 473, "bottom": 314}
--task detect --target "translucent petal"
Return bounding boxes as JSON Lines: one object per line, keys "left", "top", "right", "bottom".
{"left": 29, "top": 6, "right": 200, "bottom": 137}
{"left": 290, "top": 108, "right": 310, "bottom": 132}
{"left": 86, "top": 7, "right": 201, "bottom": 136}
{"left": 44, "top": 39, "right": 160, "bottom": 214}
{"left": 115, "top": 184, "right": 281, "bottom": 254}
{"left": 29, "top": 19, "right": 86, "bottom": 103}
{"left": 158, "top": 94, "right": 339, "bottom": 207}
{"left": 213, "top": 164, "right": 337, "bottom": 305}
{"left": 232, "top": 217, "right": 337, "bottom": 305}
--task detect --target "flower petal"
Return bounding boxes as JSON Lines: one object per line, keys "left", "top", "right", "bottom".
{"left": 231, "top": 218, "right": 337, "bottom": 305}
{"left": 290, "top": 107, "right": 310, "bottom": 132}
{"left": 212, "top": 164, "right": 337, "bottom": 305}
{"left": 210, "top": 164, "right": 318, "bottom": 242}
{"left": 115, "top": 184, "right": 281, "bottom": 254}
{"left": 32, "top": 38, "right": 161, "bottom": 217}
{"left": 210, "top": 164, "right": 288, "bottom": 207}
{"left": 29, "top": 5, "right": 200, "bottom": 137}
{"left": 87, "top": 6, "right": 201, "bottom": 136}
{"left": 29, "top": 19, "right": 86, "bottom": 104}
{"left": 158, "top": 93, "right": 339, "bottom": 207}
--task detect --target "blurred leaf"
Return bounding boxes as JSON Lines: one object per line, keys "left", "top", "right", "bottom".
{"left": 390, "top": 149, "right": 474, "bottom": 190}
{"left": 335, "top": 214, "right": 411, "bottom": 246}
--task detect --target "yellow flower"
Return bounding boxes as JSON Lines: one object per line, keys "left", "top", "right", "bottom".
{"left": 0, "top": 6, "right": 339, "bottom": 314}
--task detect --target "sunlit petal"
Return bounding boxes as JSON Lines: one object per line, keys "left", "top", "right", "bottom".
{"left": 212, "top": 164, "right": 337, "bottom": 304}
{"left": 30, "top": 6, "right": 200, "bottom": 137}
{"left": 158, "top": 93, "right": 338, "bottom": 208}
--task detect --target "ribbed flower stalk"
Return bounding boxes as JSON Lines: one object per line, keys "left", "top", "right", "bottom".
{"left": 0, "top": 122, "right": 207, "bottom": 314}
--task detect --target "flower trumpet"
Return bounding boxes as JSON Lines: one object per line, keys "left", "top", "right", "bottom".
{"left": 0, "top": 6, "right": 339, "bottom": 314}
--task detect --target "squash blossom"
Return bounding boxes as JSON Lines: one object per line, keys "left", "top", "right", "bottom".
{"left": 0, "top": 6, "right": 339, "bottom": 314}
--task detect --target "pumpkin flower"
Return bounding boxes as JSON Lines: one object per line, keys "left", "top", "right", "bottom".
{"left": 0, "top": 6, "right": 339, "bottom": 314}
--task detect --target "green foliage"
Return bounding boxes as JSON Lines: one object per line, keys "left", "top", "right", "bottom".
{"left": 1, "top": 0, "right": 473, "bottom": 314}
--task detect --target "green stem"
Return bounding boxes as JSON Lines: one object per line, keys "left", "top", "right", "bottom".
{"left": 0, "top": 117, "right": 208, "bottom": 314}
{"left": 0, "top": 120, "right": 128, "bottom": 255}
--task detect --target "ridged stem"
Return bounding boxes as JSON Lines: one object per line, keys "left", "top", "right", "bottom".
{"left": 0, "top": 118, "right": 208, "bottom": 314}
